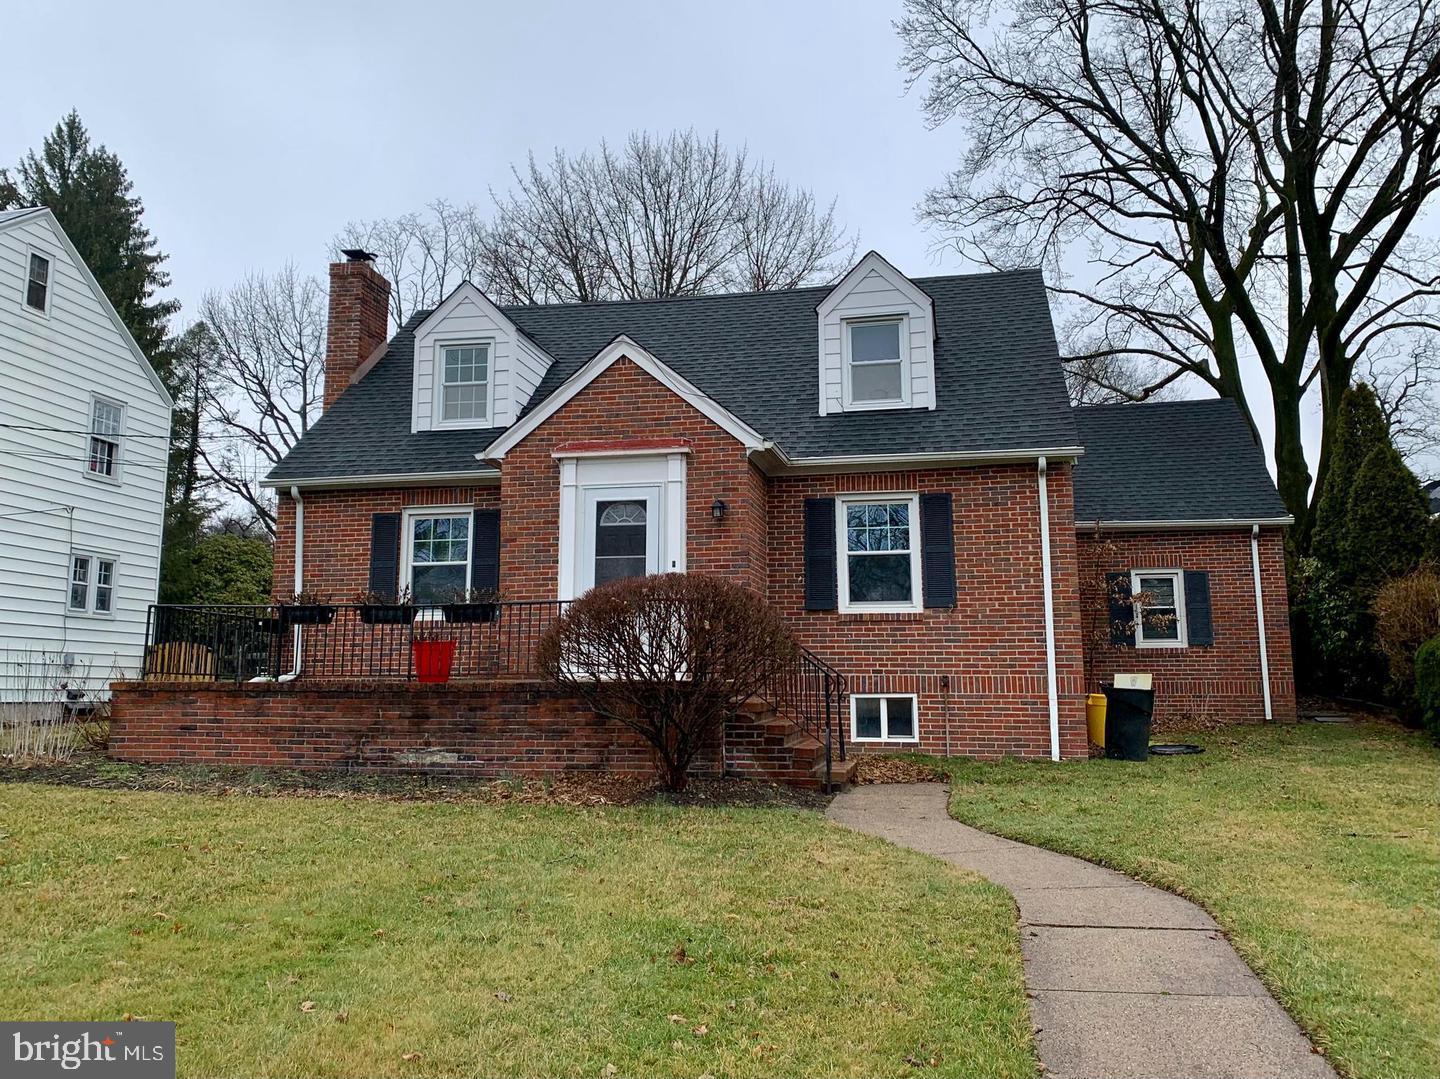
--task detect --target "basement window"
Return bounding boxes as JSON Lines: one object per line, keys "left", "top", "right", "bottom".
{"left": 851, "top": 694, "right": 918, "bottom": 743}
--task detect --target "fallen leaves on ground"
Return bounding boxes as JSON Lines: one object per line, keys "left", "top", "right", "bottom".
{"left": 853, "top": 756, "right": 945, "bottom": 785}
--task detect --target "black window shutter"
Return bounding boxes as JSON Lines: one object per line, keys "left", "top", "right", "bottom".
{"left": 368, "top": 513, "right": 402, "bottom": 599}
{"left": 1107, "top": 572, "right": 1135, "bottom": 646}
{"left": 1184, "top": 570, "right": 1214, "bottom": 646}
{"left": 471, "top": 508, "right": 501, "bottom": 593}
{"left": 919, "top": 493, "right": 956, "bottom": 608}
{"left": 803, "top": 498, "right": 837, "bottom": 611}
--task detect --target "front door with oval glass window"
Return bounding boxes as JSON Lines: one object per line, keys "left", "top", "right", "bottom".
{"left": 578, "top": 486, "right": 661, "bottom": 593}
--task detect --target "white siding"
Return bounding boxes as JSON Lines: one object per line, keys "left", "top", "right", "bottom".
{"left": 818, "top": 256, "right": 936, "bottom": 416}
{"left": 0, "top": 214, "right": 171, "bottom": 698}
{"left": 411, "top": 284, "right": 553, "bottom": 432}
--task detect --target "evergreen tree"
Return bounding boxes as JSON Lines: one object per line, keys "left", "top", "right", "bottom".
{"left": 1341, "top": 442, "right": 1432, "bottom": 596}
{"left": 1311, "top": 384, "right": 1389, "bottom": 564}
{"left": 0, "top": 110, "right": 179, "bottom": 382}
{"left": 157, "top": 323, "right": 216, "bottom": 603}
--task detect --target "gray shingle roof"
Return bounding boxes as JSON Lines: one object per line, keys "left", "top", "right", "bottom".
{"left": 1072, "top": 399, "right": 1290, "bottom": 524}
{"left": 266, "top": 268, "right": 1080, "bottom": 483}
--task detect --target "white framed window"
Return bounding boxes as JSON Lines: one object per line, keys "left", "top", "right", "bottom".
{"left": 1131, "top": 569, "right": 1187, "bottom": 648}
{"left": 851, "top": 694, "right": 919, "bottom": 743}
{"left": 402, "top": 508, "right": 473, "bottom": 605}
{"left": 86, "top": 396, "right": 124, "bottom": 481}
{"left": 837, "top": 494, "right": 922, "bottom": 612}
{"left": 438, "top": 343, "right": 491, "bottom": 424}
{"left": 24, "top": 249, "right": 51, "bottom": 314}
{"left": 843, "top": 316, "right": 909, "bottom": 409}
{"left": 68, "top": 553, "right": 116, "bottom": 616}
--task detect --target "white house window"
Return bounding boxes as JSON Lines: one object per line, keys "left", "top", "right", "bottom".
{"left": 26, "top": 252, "right": 50, "bottom": 312}
{"left": 838, "top": 495, "right": 922, "bottom": 611}
{"left": 406, "top": 512, "right": 471, "bottom": 603}
{"left": 441, "top": 344, "right": 490, "bottom": 422}
{"left": 1131, "top": 570, "right": 1187, "bottom": 648}
{"left": 845, "top": 318, "right": 907, "bottom": 406}
{"left": 852, "top": 694, "right": 918, "bottom": 743}
{"left": 68, "top": 554, "right": 116, "bottom": 615}
{"left": 88, "top": 398, "right": 123, "bottom": 479}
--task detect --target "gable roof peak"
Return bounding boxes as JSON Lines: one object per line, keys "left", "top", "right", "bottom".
{"left": 816, "top": 250, "right": 934, "bottom": 318}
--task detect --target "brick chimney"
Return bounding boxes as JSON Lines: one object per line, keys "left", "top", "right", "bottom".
{"left": 324, "top": 250, "right": 391, "bottom": 410}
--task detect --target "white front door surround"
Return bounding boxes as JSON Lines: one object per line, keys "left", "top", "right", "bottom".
{"left": 556, "top": 451, "right": 688, "bottom": 600}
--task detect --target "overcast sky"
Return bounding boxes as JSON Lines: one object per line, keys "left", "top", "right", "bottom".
{"left": 10, "top": 0, "right": 1400, "bottom": 482}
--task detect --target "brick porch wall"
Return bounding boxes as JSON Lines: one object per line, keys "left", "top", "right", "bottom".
{"left": 1076, "top": 528, "right": 1297, "bottom": 724}
{"left": 769, "top": 463, "right": 1090, "bottom": 760}
{"left": 107, "top": 680, "right": 836, "bottom": 785}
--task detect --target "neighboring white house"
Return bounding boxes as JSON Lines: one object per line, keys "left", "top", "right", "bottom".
{"left": 0, "top": 206, "right": 173, "bottom": 701}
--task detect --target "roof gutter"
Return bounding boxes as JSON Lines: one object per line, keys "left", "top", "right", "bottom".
{"left": 755, "top": 444, "right": 1086, "bottom": 475}
{"left": 1080, "top": 516, "right": 1294, "bottom": 532}
{"left": 259, "top": 469, "right": 500, "bottom": 491}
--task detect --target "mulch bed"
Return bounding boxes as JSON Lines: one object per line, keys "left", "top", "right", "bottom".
{"left": 851, "top": 755, "right": 946, "bottom": 785}
{"left": 0, "top": 752, "right": 829, "bottom": 810}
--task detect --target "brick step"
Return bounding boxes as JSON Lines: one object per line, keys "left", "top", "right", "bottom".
{"left": 811, "top": 755, "right": 858, "bottom": 790}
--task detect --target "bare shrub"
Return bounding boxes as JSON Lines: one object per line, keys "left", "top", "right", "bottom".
{"left": 1372, "top": 566, "right": 1440, "bottom": 688}
{"left": 536, "top": 574, "right": 797, "bottom": 790}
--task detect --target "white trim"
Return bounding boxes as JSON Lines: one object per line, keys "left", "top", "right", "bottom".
{"left": 1131, "top": 568, "right": 1188, "bottom": 649}
{"left": 1038, "top": 458, "right": 1060, "bottom": 761}
{"left": 401, "top": 505, "right": 475, "bottom": 608}
{"left": 0, "top": 207, "right": 173, "bottom": 407}
{"left": 1251, "top": 525, "right": 1274, "bottom": 722}
{"left": 260, "top": 469, "right": 500, "bottom": 490}
{"left": 432, "top": 338, "right": 497, "bottom": 430}
{"left": 410, "top": 281, "right": 523, "bottom": 345}
{"left": 841, "top": 315, "right": 911, "bottom": 411}
{"left": 836, "top": 492, "right": 923, "bottom": 614}
{"left": 482, "top": 335, "right": 768, "bottom": 461}
{"left": 850, "top": 693, "right": 921, "bottom": 744}
{"left": 20, "top": 243, "right": 52, "bottom": 318}
{"left": 1082, "top": 517, "right": 1293, "bottom": 531}
{"left": 817, "top": 251, "right": 933, "bottom": 321}
{"left": 81, "top": 393, "right": 126, "bottom": 486}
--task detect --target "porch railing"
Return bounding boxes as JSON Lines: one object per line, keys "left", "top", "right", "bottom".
{"left": 141, "top": 602, "right": 569, "bottom": 683}
{"left": 768, "top": 646, "right": 848, "bottom": 788}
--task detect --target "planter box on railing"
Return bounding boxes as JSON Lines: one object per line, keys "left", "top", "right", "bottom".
{"left": 278, "top": 604, "right": 337, "bottom": 628}
{"left": 442, "top": 602, "right": 499, "bottom": 624}
{"left": 358, "top": 604, "right": 418, "bottom": 626}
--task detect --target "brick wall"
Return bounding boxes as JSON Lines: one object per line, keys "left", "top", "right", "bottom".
{"left": 1076, "top": 528, "right": 1297, "bottom": 724}
{"left": 274, "top": 486, "right": 500, "bottom": 600}
{"left": 499, "top": 357, "right": 768, "bottom": 598}
{"left": 769, "top": 463, "right": 1090, "bottom": 760}
{"left": 107, "top": 680, "right": 828, "bottom": 785}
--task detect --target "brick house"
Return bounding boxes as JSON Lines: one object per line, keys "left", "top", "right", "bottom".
{"left": 110, "top": 250, "right": 1294, "bottom": 782}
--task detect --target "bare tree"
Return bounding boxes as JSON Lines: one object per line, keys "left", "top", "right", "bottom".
{"left": 198, "top": 265, "right": 326, "bottom": 535}
{"left": 898, "top": 0, "right": 1440, "bottom": 535}
{"left": 334, "top": 131, "right": 855, "bottom": 316}
{"left": 333, "top": 199, "right": 485, "bottom": 327}
{"left": 1362, "top": 336, "right": 1440, "bottom": 465}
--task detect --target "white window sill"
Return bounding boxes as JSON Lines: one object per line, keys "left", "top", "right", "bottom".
{"left": 838, "top": 604, "right": 922, "bottom": 615}
{"left": 1135, "top": 639, "right": 1187, "bottom": 650}
{"left": 851, "top": 736, "right": 920, "bottom": 745}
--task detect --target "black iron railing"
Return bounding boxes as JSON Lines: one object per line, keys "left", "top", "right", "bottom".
{"left": 768, "top": 646, "right": 848, "bottom": 788}
{"left": 142, "top": 602, "right": 569, "bottom": 683}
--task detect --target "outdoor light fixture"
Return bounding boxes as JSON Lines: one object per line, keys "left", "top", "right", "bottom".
{"left": 711, "top": 498, "right": 727, "bottom": 520}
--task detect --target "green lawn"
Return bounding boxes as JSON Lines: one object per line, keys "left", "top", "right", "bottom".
{"left": 938, "top": 722, "right": 1440, "bottom": 1079}
{"left": 0, "top": 783, "right": 1035, "bottom": 1079}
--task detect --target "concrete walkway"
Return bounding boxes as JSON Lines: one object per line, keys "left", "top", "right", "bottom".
{"left": 827, "top": 784, "right": 1336, "bottom": 1079}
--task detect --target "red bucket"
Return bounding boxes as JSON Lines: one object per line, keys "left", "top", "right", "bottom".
{"left": 412, "top": 638, "right": 457, "bottom": 683}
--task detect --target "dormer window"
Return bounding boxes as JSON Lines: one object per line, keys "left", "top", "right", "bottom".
{"left": 817, "top": 252, "right": 936, "bottom": 416}
{"left": 441, "top": 344, "right": 490, "bottom": 422}
{"left": 845, "top": 318, "right": 909, "bottom": 408}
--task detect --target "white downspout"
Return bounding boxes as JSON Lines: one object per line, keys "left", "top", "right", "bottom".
{"left": 1251, "top": 524, "right": 1274, "bottom": 722}
{"left": 275, "top": 486, "right": 305, "bottom": 682}
{"left": 1037, "top": 457, "right": 1061, "bottom": 761}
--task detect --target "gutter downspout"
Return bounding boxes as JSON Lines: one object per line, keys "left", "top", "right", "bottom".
{"left": 1251, "top": 525, "right": 1274, "bottom": 722}
{"left": 1037, "top": 457, "right": 1061, "bottom": 761}
{"left": 275, "top": 486, "right": 305, "bottom": 682}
